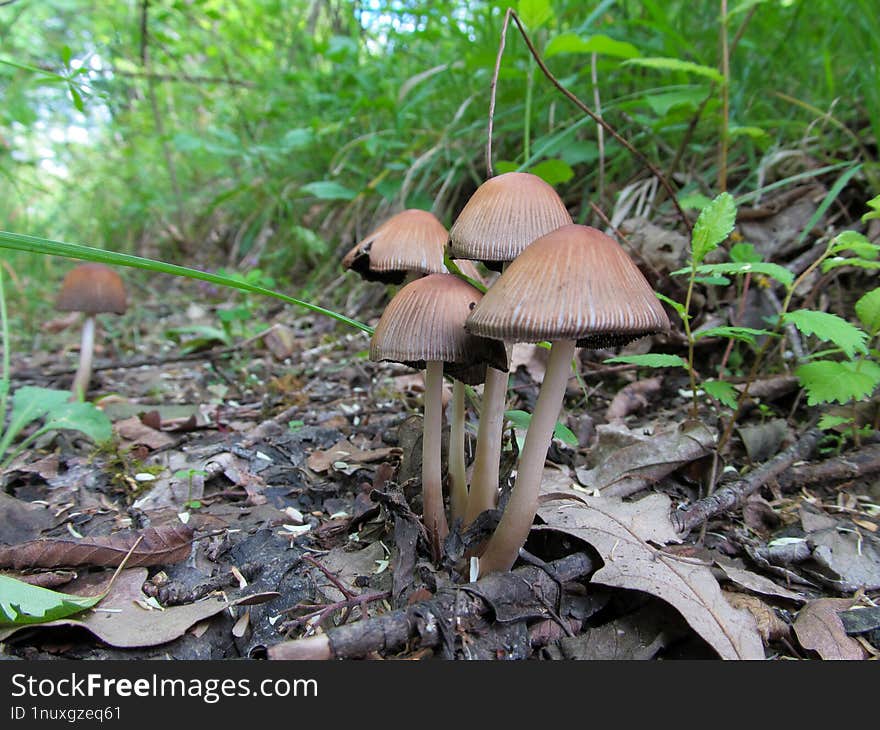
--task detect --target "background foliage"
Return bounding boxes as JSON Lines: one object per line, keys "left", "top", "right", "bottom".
{"left": 1, "top": 0, "right": 878, "bottom": 341}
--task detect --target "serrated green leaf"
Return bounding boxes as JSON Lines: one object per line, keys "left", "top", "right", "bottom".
{"left": 655, "top": 292, "right": 687, "bottom": 317}
{"left": 782, "top": 309, "right": 868, "bottom": 358}
{"left": 528, "top": 158, "right": 574, "bottom": 185}
{"left": 517, "top": 0, "right": 554, "bottom": 29}
{"left": 672, "top": 262, "right": 794, "bottom": 288}
{"left": 693, "top": 275, "right": 731, "bottom": 286}
{"left": 691, "top": 192, "right": 737, "bottom": 265}
{"left": 603, "top": 354, "right": 689, "bottom": 369}
{"left": 817, "top": 414, "right": 854, "bottom": 430}
{"left": 856, "top": 288, "right": 880, "bottom": 336}
{"left": 693, "top": 326, "right": 774, "bottom": 345}
{"left": 0, "top": 575, "right": 104, "bottom": 626}
{"left": 861, "top": 194, "right": 880, "bottom": 223}
{"left": 545, "top": 32, "right": 640, "bottom": 59}
{"left": 677, "top": 192, "right": 713, "bottom": 211}
{"left": 300, "top": 181, "right": 357, "bottom": 200}
{"left": 829, "top": 230, "right": 879, "bottom": 258}
{"left": 795, "top": 360, "right": 880, "bottom": 405}
{"left": 623, "top": 57, "right": 725, "bottom": 84}
{"left": 702, "top": 379, "right": 739, "bottom": 408}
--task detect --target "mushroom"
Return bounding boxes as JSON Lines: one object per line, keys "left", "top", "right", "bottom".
{"left": 55, "top": 263, "right": 128, "bottom": 400}
{"left": 370, "top": 273, "right": 507, "bottom": 560}
{"left": 342, "top": 209, "right": 448, "bottom": 284}
{"left": 448, "top": 172, "right": 572, "bottom": 526}
{"left": 465, "top": 225, "right": 670, "bottom": 574}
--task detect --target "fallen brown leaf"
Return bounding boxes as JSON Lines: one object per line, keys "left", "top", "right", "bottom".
{"left": 0, "top": 523, "right": 194, "bottom": 569}
{"left": 793, "top": 598, "right": 868, "bottom": 660}
{"left": 537, "top": 492, "right": 764, "bottom": 659}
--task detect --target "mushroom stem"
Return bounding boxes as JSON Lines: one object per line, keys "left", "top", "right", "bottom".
{"left": 464, "top": 365, "right": 508, "bottom": 524}
{"left": 448, "top": 379, "right": 468, "bottom": 522}
{"left": 71, "top": 315, "right": 96, "bottom": 401}
{"left": 477, "top": 338, "right": 575, "bottom": 575}
{"left": 422, "top": 360, "right": 449, "bottom": 561}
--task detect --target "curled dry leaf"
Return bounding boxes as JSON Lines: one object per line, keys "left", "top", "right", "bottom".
{"left": 575, "top": 420, "right": 716, "bottom": 498}
{"left": 605, "top": 376, "right": 663, "bottom": 422}
{"left": 0, "top": 523, "right": 194, "bottom": 570}
{"left": 793, "top": 598, "right": 868, "bottom": 660}
{"left": 537, "top": 492, "right": 764, "bottom": 660}
{"left": 307, "top": 439, "right": 401, "bottom": 475}
{"left": 723, "top": 591, "right": 791, "bottom": 644}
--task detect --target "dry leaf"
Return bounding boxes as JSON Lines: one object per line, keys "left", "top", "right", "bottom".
{"left": 605, "top": 377, "right": 663, "bottom": 422}
{"left": 114, "top": 416, "right": 176, "bottom": 450}
{"left": 715, "top": 559, "right": 806, "bottom": 603}
{"left": 537, "top": 492, "right": 764, "bottom": 659}
{"left": 793, "top": 598, "right": 868, "bottom": 660}
{"left": 0, "top": 523, "right": 194, "bottom": 569}
{"left": 307, "top": 439, "right": 401, "bottom": 474}
{"left": 0, "top": 569, "right": 273, "bottom": 648}
{"left": 575, "top": 420, "right": 716, "bottom": 498}
{"left": 723, "top": 591, "right": 790, "bottom": 644}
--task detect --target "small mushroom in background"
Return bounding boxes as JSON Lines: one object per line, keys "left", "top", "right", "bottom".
{"left": 448, "top": 171, "right": 572, "bottom": 527}
{"left": 370, "top": 273, "right": 507, "bottom": 561}
{"left": 465, "top": 224, "right": 670, "bottom": 575}
{"left": 55, "top": 262, "right": 127, "bottom": 400}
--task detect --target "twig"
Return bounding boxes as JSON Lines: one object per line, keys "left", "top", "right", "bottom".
{"left": 486, "top": 9, "right": 691, "bottom": 232}
{"left": 268, "top": 551, "right": 594, "bottom": 660}
{"left": 283, "top": 590, "right": 391, "bottom": 632}
{"left": 672, "top": 426, "right": 823, "bottom": 534}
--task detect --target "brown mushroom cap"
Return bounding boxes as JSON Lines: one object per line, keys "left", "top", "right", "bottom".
{"left": 465, "top": 224, "right": 670, "bottom": 348}
{"left": 56, "top": 263, "right": 127, "bottom": 315}
{"left": 370, "top": 273, "right": 507, "bottom": 384}
{"left": 342, "top": 209, "right": 447, "bottom": 284}
{"left": 448, "top": 172, "right": 572, "bottom": 270}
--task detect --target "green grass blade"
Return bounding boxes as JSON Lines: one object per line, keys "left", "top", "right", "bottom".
{"left": 0, "top": 230, "right": 373, "bottom": 335}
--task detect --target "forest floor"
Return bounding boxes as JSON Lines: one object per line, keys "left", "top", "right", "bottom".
{"left": 2, "top": 187, "right": 880, "bottom": 661}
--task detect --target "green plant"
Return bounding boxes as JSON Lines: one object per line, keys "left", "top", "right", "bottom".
{"left": 173, "top": 468, "right": 207, "bottom": 510}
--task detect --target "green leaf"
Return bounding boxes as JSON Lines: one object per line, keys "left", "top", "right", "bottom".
{"left": 862, "top": 194, "right": 880, "bottom": 223}
{"left": 702, "top": 379, "right": 739, "bottom": 409}
{"left": 817, "top": 414, "right": 854, "bottom": 431}
{"left": 655, "top": 292, "right": 687, "bottom": 318}
{"left": 795, "top": 360, "right": 880, "bottom": 405}
{"left": 693, "top": 275, "right": 731, "bottom": 286}
{"left": 856, "top": 288, "right": 880, "bottom": 336}
{"left": 0, "top": 387, "right": 71, "bottom": 456}
{"left": 0, "top": 575, "right": 104, "bottom": 626}
{"left": 829, "top": 230, "right": 878, "bottom": 258}
{"left": 644, "top": 87, "right": 708, "bottom": 116}
{"left": 691, "top": 192, "right": 737, "bottom": 265}
{"left": 822, "top": 257, "right": 880, "bottom": 273}
{"left": 672, "top": 262, "right": 794, "bottom": 288}
{"left": 693, "top": 326, "right": 775, "bottom": 345}
{"left": 729, "top": 242, "right": 762, "bottom": 263}
{"left": 504, "top": 410, "right": 578, "bottom": 446}
{"left": 782, "top": 309, "right": 868, "bottom": 359}
{"left": 39, "top": 401, "right": 112, "bottom": 444}
{"left": 517, "top": 0, "right": 554, "bottom": 29}
{"left": 300, "top": 181, "right": 357, "bottom": 200}
{"left": 677, "top": 192, "right": 713, "bottom": 211}
{"left": 603, "top": 354, "right": 689, "bottom": 369}
{"left": 623, "top": 57, "right": 725, "bottom": 84}
{"left": 528, "top": 158, "right": 574, "bottom": 185}
{"left": 544, "top": 32, "right": 640, "bottom": 59}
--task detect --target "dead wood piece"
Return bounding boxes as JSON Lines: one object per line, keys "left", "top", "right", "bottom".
{"left": 672, "top": 428, "right": 823, "bottom": 535}
{"left": 777, "top": 443, "right": 880, "bottom": 492}
{"left": 267, "top": 551, "right": 594, "bottom": 660}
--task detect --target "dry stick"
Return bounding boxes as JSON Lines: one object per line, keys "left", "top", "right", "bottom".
{"left": 487, "top": 9, "right": 691, "bottom": 233}
{"left": 267, "top": 551, "right": 593, "bottom": 660}
{"left": 776, "top": 442, "right": 880, "bottom": 492}
{"left": 672, "top": 426, "right": 823, "bottom": 535}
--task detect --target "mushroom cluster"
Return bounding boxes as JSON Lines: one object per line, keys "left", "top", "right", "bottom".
{"left": 348, "top": 185, "right": 668, "bottom": 576}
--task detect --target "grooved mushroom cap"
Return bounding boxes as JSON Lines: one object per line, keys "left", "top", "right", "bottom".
{"left": 448, "top": 172, "right": 572, "bottom": 269}
{"left": 342, "top": 209, "right": 447, "bottom": 284}
{"left": 465, "top": 224, "right": 670, "bottom": 348}
{"left": 370, "top": 273, "right": 508, "bottom": 384}
{"left": 56, "top": 263, "right": 127, "bottom": 315}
